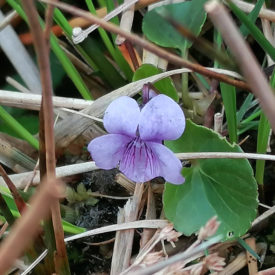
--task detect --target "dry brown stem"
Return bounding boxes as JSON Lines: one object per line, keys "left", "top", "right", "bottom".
{"left": 251, "top": 205, "right": 275, "bottom": 229}
{"left": 245, "top": 237, "right": 258, "bottom": 274}
{"left": 218, "top": 252, "right": 247, "bottom": 275}
{"left": 140, "top": 184, "right": 156, "bottom": 248}
{"left": 116, "top": 0, "right": 136, "bottom": 45}
{"left": 111, "top": 183, "right": 144, "bottom": 274}
{"left": 0, "top": 177, "right": 65, "bottom": 275}
{"left": 0, "top": 90, "right": 94, "bottom": 110}
{"left": 39, "top": 0, "right": 249, "bottom": 91}
{"left": 0, "top": 164, "right": 26, "bottom": 212}
{"left": 205, "top": 0, "right": 275, "bottom": 132}
{"left": 20, "top": 0, "right": 69, "bottom": 271}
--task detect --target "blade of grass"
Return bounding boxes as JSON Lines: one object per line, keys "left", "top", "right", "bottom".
{"left": 240, "top": 0, "right": 265, "bottom": 37}
{"left": 0, "top": 106, "right": 39, "bottom": 149}
{"left": 220, "top": 83, "right": 238, "bottom": 143}
{"left": 240, "top": 108, "right": 261, "bottom": 125}
{"left": 255, "top": 69, "right": 275, "bottom": 188}
{"left": 236, "top": 93, "right": 255, "bottom": 124}
{"left": 237, "top": 121, "right": 258, "bottom": 135}
{"left": 227, "top": 0, "right": 275, "bottom": 62}
{"left": 255, "top": 113, "right": 270, "bottom": 186}
{"left": 214, "top": 30, "right": 237, "bottom": 143}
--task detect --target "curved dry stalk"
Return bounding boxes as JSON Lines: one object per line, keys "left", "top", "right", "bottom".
{"left": 176, "top": 152, "right": 275, "bottom": 161}
{"left": 64, "top": 219, "right": 169, "bottom": 242}
{"left": 20, "top": 0, "right": 70, "bottom": 272}
{"left": 2, "top": 151, "right": 275, "bottom": 188}
{"left": 0, "top": 90, "right": 93, "bottom": 110}
{"left": 39, "top": 0, "right": 250, "bottom": 91}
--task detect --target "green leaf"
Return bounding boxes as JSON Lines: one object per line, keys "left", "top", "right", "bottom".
{"left": 164, "top": 120, "right": 258, "bottom": 240}
{"left": 132, "top": 64, "right": 179, "bottom": 102}
{"left": 142, "top": 0, "right": 207, "bottom": 51}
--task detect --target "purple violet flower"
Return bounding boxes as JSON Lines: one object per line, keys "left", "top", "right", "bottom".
{"left": 88, "top": 94, "right": 186, "bottom": 184}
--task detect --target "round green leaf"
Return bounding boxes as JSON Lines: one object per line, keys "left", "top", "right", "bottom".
{"left": 142, "top": 1, "right": 207, "bottom": 51}
{"left": 133, "top": 64, "right": 179, "bottom": 102}
{"left": 164, "top": 120, "right": 258, "bottom": 240}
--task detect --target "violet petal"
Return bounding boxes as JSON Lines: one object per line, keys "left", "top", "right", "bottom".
{"left": 148, "top": 141, "right": 185, "bottom": 185}
{"left": 103, "top": 96, "right": 140, "bottom": 137}
{"left": 139, "top": 94, "right": 185, "bottom": 141}
{"left": 88, "top": 134, "right": 132, "bottom": 169}
{"left": 119, "top": 138, "right": 160, "bottom": 183}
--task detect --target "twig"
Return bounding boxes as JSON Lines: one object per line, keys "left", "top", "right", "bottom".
{"left": 2, "top": 151, "right": 275, "bottom": 189}
{"left": 115, "top": 0, "right": 136, "bottom": 45}
{"left": 140, "top": 184, "right": 156, "bottom": 248}
{"left": 60, "top": 108, "right": 103, "bottom": 122}
{"left": 135, "top": 0, "right": 160, "bottom": 9}
{"left": 89, "top": 192, "right": 131, "bottom": 200}
{"left": 20, "top": 0, "right": 70, "bottom": 272}
{"left": 251, "top": 205, "right": 275, "bottom": 228}
{"left": 218, "top": 252, "right": 247, "bottom": 275}
{"left": 44, "top": 0, "right": 56, "bottom": 49}
{"left": 65, "top": 219, "right": 169, "bottom": 242}
{"left": 72, "top": 0, "right": 138, "bottom": 43}
{"left": 0, "top": 177, "right": 64, "bottom": 275}
{"left": 0, "top": 10, "right": 18, "bottom": 31}
{"left": 214, "top": 112, "right": 223, "bottom": 134}
{"left": 176, "top": 152, "right": 275, "bottom": 161}
{"left": 38, "top": 0, "right": 250, "bottom": 91}
{"left": 5, "top": 77, "right": 32, "bottom": 93}
{"left": 0, "top": 90, "right": 93, "bottom": 110}
{"left": 21, "top": 250, "right": 48, "bottom": 275}
{"left": 0, "top": 222, "right": 9, "bottom": 238}
{"left": 205, "top": 0, "right": 275, "bottom": 132}
{"left": 0, "top": 164, "right": 26, "bottom": 212}
{"left": 0, "top": 161, "right": 99, "bottom": 189}
{"left": 116, "top": 173, "right": 136, "bottom": 194}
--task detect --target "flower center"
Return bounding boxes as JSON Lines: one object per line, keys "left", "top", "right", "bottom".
{"left": 119, "top": 137, "right": 160, "bottom": 182}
